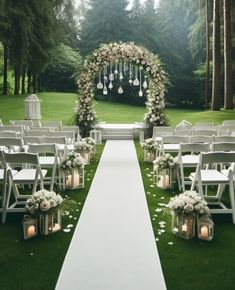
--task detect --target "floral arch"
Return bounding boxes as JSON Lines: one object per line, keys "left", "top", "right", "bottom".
{"left": 76, "top": 42, "right": 168, "bottom": 135}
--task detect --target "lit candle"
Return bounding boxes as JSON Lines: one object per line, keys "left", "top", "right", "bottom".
{"left": 66, "top": 173, "right": 80, "bottom": 188}
{"left": 200, "top": 226, "right": 208, "bottom": 239}
{"left": 182, "top": 224, "right": 187, "bottom": 232}
{"left": 27, "top": 225, "right": 36, "bottom": 237}
{"left": 52, "top": 223, "right": 61, "bottom": 232}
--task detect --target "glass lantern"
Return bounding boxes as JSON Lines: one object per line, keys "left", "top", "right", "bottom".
{"left": 144, "top": 149, "right": 156, "bottom": 163}
{"left": 39, "top": 209, "right": 62, "bottom": 235}
{"left": 172, "top": 211, "right": 195, "bottom": 239}
{"left": 22, "top": 215, "right": 38, "bottom": 240}
{"left": 65, "top": 168, "right": 84, "bottom": 190}
{"left": 155, "top": 168, "right": 175, "bottom": 189}
{"left": 81, "top": 151, "right": 91, "bottom": 165}
{"left": 197, "top": 214, "right": 214, "bottom": 241}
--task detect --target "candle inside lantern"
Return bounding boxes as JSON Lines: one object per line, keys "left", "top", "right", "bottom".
{"left": 52, "top": 223, "right": 61, "bottom": 232}
{"left": 157, "top": 175, "right": 170, "bottom": 189}
{"left": 66, "top": 173, "right": 80, "bottom": 188}
{"left": 182, "top": 224, "right": 187, "bottom": 232}
{"left": 200, "top": 226, "right": 209, "bottom": 239}
{"left": 27, "top": 225, "right": 36, "bottom": 237}
{"left": 84, "top": 153, "right": 90, "bottom": 164}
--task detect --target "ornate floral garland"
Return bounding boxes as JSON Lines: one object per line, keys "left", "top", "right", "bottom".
{"left": 76, "top": 42, "right": 168, "bottom": 134}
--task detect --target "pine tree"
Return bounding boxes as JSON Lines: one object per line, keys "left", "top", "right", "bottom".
{"left": 79, "top": 0, "right": 131, "bottom": 56}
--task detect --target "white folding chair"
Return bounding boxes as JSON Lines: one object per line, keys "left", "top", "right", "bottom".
{"left": 24, "top": 130, "right": 50, "bottom": 137}
{"left": 23, "top": 136, "right": 42, "bottom": 145}
{"left": 218, "top": 125, "right": 235, "bottom": 135}
{"left": 50, "top": 131, "right": 75, "bottom": 144}
{"left": 152, "top": 126, "right": 174, "bottom": 142}
{"left": 28, "top": 143, "right": 59, "bottom": 191}
{"left": 2, "top": 152, "right": 47, "bottom": 223}
{"left": 190, "top": 152, "right": 235, "bottom": 223}
{"left": 178, "top": 143, "right": 210, "bottom": 192}
{"left": 222, "top": 120, "right": 235, "bottom": 126}
{"left": 0, "top": 131, "right": 19, "bottom": 138}
{"left": 173, "top": 129, "right": 192, "bottom": 136}
{"left": 10, "top": 120, "right": 33, "bottom": 128}
{"left": 0, "top": 137, "right": 24, "bottom": 152}
{"left": 161, "top": 135, "right": 189, "bottom": 155}
{"left": 0, "top": 125, "right": 24, "bottom": 134}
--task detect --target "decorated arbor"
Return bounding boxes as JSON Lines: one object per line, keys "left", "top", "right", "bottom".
{"left": 76, "top": 42, "right": 168, "bottom": 136}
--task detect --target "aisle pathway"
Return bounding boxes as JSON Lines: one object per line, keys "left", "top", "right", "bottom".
{"left": 56, "top": 140, "right": 166, "bottom": 290}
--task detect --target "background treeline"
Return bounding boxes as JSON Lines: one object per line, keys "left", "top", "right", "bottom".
{"left": 0, "top": 0, "right": 234, "bottom": 110}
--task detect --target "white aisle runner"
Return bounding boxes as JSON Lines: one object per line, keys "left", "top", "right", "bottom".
{"left": 56, "top": 140, "right": 166, "bottom": 290}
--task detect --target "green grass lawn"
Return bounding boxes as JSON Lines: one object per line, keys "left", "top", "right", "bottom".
{"left": 0, "top": 92, "right": 234, "bottom": 125}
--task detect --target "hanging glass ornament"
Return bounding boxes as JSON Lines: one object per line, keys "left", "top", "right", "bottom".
{"left": 108, "top": 81, "right": 113, "bottom": 90}
{"left": 118, "top": 86, "right": 123, "bottom": 94}
{"left": 133, "top": 66, "right": 139, "bottom": 86}
{"left": 97, "top": 71, "right": 103, "bottom": 89}
{"left": 119, "top": 62, "right": 124, "bottom": 80}
{"left": 139, "top": 67, "right": 143, "bottom": 97}
{"left": 129, "top": 79, "right": 133, "bottom": 85}
{"left": 114, "top": 63, "right": 118, "bottom": 75}
{"left": 103, "top": 76, "right": 108, "bottom": 95}
{"left": 109, "top": 63, "right": 114, "bottom": 81}
{"left": 143, "top": 75, "right": 148, "bottom": 89}
{"left": 129, "top": 64, "right": 133, "bottom": 84}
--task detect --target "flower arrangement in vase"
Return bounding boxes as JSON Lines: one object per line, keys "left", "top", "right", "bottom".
{"left": 75, "top": 140, "right": 93, "bottom": 164}
{"left": 153, "top": 153, "right": 178, "bottom": 189}
{"left": 60, "top": 151, "right": 85, "bottom": 189}
{"left": 81, "top": 137, "right": 96, "bottom": 156}
{"left": 167, "top": 191, "right": 210, "bottom": 240}
{"left": 141, "top": 138, "right": 159, "bottom": 162}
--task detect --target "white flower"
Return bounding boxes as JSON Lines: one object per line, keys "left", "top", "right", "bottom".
{"left": 40, "top": 200, "right": 51, "bottom": 211}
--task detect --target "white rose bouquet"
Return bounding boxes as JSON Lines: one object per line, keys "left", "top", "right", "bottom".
{"left": 60, "top": 151, "right": 85, "bottom": 171}
{"left": 81, "top": 137, "right": 96, "bottom": 148}
{"left": 75, "top": 140, "right": 93, "bottom": 153}
{"left": 167, "top": 191, "right": 210, "bottom": 215}
{"left": 141, "top": 138, "right": 158, "bottom": 152}
{"left": 25, "top": 189, "right": 63, "bottom": 215}
{"left": 153, "top": 153, "right": 177, "bottom": 171}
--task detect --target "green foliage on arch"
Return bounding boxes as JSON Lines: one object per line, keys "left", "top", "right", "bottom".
{"left": 76, "top": 42, "right": 169, "bottom": 134}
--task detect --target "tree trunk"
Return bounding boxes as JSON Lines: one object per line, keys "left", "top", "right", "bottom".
{"left": 205, "top": 0, "right": 210, "bottom": 110}
{"left": 223, "top": 0, "right": 233, "bottom": 109}
{"left": 2, "top": 43, "right": 8, "bottom": 95}
{"left": 14, "top": 65, "right": 21, "bottom": 95}
{"left": 32, "top": 73, "right": 37, "bottom": 93}
{"left": 211, "top": 0, "right": 221, "bottom": 111}
{"left": 27, "top": 69, "right": 32, "bottom": 94}
{"left": 21, "top": 67, "right": 26, "bottom": 95}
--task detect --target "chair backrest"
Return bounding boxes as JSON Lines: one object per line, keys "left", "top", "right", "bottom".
{"left": 173, "top": 130, "right": 192, "bottom": 136}
{"left": 192, "top": 129, "right": 217, "bottom": 136}
{"left": 162, "top": 135, "right": 189, "bottom": 144}
{"left": 214, "top": 136, "right": 235, "bottom": 143}
{"left": 0, "top": 131, "right": 19, "bottom": 138}
{"left": 222, "top": 120, "right": 235, "bottom": 126}
{"left": 28, "top": 143, "right": 57, "bottom": 155}
{"left": 24, "top": 130, "right": 50, "bottom": 137}
{"left": 200, "top": 152, "right": 235, "bottom": 165}
{"left": 23, "top": 136, "right": 42, "bottom": 145}
{"left": 4, "top": 152, "right": 39, "bottom": 166}
{"left": 10, "top": 120, "right": 33, "bottom": 127}
{"left": 212, "top": 142, "right": 235, "bottom": 152}
{"left": 43, "top": 136, "right": 67, "bottom": 145}
{"left": 218, "top": 125, "right": 235, "bottom": 135}
{"left": 0, "top": 150, "right": 6, "bottom": 169}
{"left": 62, "top": 126, "right": 80, "bottom": 135}
{"left": 50, "top": 130, "right": 74, "bottom": 139}
{"left": 153, "top": 126, "right": 173, "bottom": 134}
{"left": 180, "top": 143, "right": 210, "bottom": 154}
{"left": 190, "top": 135, "right": 214, "bottom": 143}
{"left": 0, "top": 137, "right": 23, "bottom": 148}
{"left": 194, "top": 122, "right": 214, "bottom": 127}
{"left": 0, "top": 125, "right": 23, "bottom": 133}
{"left": 42, "top": 120, "right": 62, "bottom": 129}
{"left": 29, "top": 127, "right": 51, "bottom": 131}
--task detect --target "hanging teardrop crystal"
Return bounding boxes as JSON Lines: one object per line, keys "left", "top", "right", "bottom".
{"left": 143, "top": 75, "right": 148, "bottom": 89}
{"left": 118, "top": 86, "right": 123, "bottom": 94}
{"left": 129, "top": 63, "right": 133, "bottom": 84}
{"left": 103, "top": 75, "right": 108, "bottom": 95}
{"left": 119, "top": 62, "right": 124, "bottom": 80}
{"left": 108, "top": 81, "right": 113, "bottom": 90}
{"left": 129, "top": 79, "right": 133, "bottom": 85}
{"left": 114, "top": 63, "right": 118, "bottom": 75}
{"left": 138, "top": 67, "right": 143, "bottom": 97}
{"left": 97, "top": 71, "right": 103, "bottom": 89}
{"left": 133, "top": 66, "right": 139, "bottom": 86}
{"left": 109, "top": 63, "right": 114, "bottom": 81}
